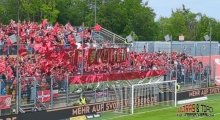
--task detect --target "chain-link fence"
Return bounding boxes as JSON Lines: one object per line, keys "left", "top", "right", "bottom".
{"left": 165, "top": 62, "right": 216, "bottom": 91}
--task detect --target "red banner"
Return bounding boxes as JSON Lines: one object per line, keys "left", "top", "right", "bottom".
{"left": 101, "top": 48, "right": 109, "bottom": 63}
{"left": 74, "top": 49, "right": 83, "bottom": 66}
{"left": 95, "top": 49, "right": 103, "bottom": 64}
{"left": 69, "top": 69, "right": 166, "bottom": 84}
{"left": 109, "top": 48, "right": 116, "bottom": 63}
{"left": 87, "top": 49, "right": 97, "bottom": 65}
{"left": 121, "top": 48, "right": 127, "bottom": 62}
{"left": 195, "top": 55, "right": 220, "bottom": 86}
{"left": 0, "top": 95, "right": 12, "bottom": 109}
{"left": 115, "top": 48, "right": 127, "bottom": 63}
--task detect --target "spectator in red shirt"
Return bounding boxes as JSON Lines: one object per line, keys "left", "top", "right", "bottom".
{"left": 94, "top": 23, "right": 101, "bottom": 33}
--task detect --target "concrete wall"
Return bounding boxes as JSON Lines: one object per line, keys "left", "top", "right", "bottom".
{"left": 133, "top": 41, "right": 219, "bottom": 56}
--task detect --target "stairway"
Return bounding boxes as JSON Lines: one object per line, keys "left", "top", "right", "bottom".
{"left": 97, "top": 27, "right": 126, "bottom": 43}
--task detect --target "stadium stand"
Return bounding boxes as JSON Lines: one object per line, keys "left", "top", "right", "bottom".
{"left": 0, "top": 20, "right": 211, "bottom": 114}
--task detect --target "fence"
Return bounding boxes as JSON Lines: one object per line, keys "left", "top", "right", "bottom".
{"left": 0, "top": 62, "right": 216, "bottom": 115}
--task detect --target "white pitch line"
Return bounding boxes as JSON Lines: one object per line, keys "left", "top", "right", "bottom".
{"left": 102, "top": 107, "right": 174, "bottom": 120}
{"left": 190, "top": 113, "right": 220, "bottom": 120}
{"left": 102, "top": 98, "right": 220, "bottom": 120}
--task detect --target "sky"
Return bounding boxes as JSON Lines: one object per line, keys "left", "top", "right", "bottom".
{"left": 145, "top": 0, "right": 220, "bottom": 21}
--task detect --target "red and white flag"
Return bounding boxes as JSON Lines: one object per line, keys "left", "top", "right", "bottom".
{"left": 38, "top": 90, "right": 50, "bottom": 102}
{"left": 53, "top": 89, "right": 59, "bottom": 98}
{"left": 37, "top": 90, "right": 59, "bottom": 102}
{"left": 0, "top": 95, "right": 12, "bottom": 109}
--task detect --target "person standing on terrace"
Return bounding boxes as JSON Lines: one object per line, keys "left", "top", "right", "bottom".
{"left": 94, "top": 23, "right": 102, "bottom": 33}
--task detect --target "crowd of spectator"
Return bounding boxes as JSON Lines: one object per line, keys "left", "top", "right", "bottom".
{"left": 0, "top": 20, "right": 208, "bottom": 100}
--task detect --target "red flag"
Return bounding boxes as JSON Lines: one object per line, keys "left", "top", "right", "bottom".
{"left": 44, "top": 61, "right": 53, "bottom": 72}
{"left": 82, "top": 43, "right": 88, "bottom": 48}
{"left": 18, "top": 46, "right": 27, "bottom": 57}
{"left": 70, "top": 41, "right": 77, "bottom": 49}
{"left": 63, "top": 49, "right": 73, "bottom": 62}
{"left": 34, "top": 43, "right": 42, "bottom": 51}
{"left": 0, "top": 95, "right": 12, "bottom": 109}
{"left": 37, "top": 90, "right": 50, "bottom": 102}
{"left": 49, "top": 52, "right": 58, "bottom": 58}
{"left": 38, "top": 46, "right": 47, "bottom": 54}
{"left": 6, "top": 38, "right": 13, "bottom": 47}
{"left": 53, "top": 90, "right": 59, "bottom": 98}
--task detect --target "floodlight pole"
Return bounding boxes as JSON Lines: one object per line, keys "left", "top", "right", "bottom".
{"left": 170, "top": 35, "right": 172, "bottom": 80}
{"left": 16, "top": 0, "right": 20, "bottom": 113}
{"left": 209, "top": 26, "right": 212, "bottom": 86}
{"left": 94, "top": 0, "right": 97, "bottom": 25}
{"left": 16, "top": 23, "right": 20, "bottom": 114}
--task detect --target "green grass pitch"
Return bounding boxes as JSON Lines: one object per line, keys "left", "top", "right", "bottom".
{"left": 92, "top": 94, "right": 220, "bottom": 120}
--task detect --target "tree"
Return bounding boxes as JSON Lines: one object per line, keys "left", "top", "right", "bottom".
{"left": 0, "top": 1, "right": 6, "bottom": 23}
{"left": 86, "top": 0, "right": 157, "bottom": 40}
{"left": 155, "top": 17, "right": 172, "bottom": 40}
{"left": 20, "top": 0, "right": 34, "bottom": 21}
{"left": 40, "top": 0, "right": 59, "bottom": 24}
{"left": 1, "top": 0, "right": 20, "bottom": 24}
{"left": 56, "top": 0, "right": 90, "bottom": 26}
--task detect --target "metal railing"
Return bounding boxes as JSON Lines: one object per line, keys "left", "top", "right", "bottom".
{"left": 100, "top": 27, "right": 126, "bottom": 43}
{"left": 0, "top": 62, "right": 215, "bottom": 115}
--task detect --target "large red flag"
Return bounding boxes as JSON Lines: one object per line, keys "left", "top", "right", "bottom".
{"left": 18, "top": 46, "right": 27, "bottom": 57}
